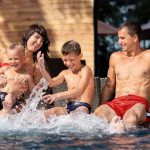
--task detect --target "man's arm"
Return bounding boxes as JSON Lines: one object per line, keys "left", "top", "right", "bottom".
{"left": 101, "top": 53, "right": 116, "bottom": 103}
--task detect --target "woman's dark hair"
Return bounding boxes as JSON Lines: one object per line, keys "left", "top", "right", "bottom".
{"left": 21, "top": 24, "right": 50, "bottom": 62}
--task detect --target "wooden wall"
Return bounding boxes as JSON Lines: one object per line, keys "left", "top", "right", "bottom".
{"left": 0, "top": 0, "right": 94, "bottom": 72}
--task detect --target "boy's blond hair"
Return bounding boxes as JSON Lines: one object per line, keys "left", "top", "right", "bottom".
{"left": 6, "top": 43, "right": 25, "bottom": 57}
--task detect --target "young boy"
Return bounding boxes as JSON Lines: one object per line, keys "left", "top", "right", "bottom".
{"left": 0, "top": 43, "right": 35, "bottom": 115}
{"left": 37, "top": 40, "right": 94, "bottom": 118}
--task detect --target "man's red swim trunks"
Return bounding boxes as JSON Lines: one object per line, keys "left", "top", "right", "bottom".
{"left": 105, "top": 94, "right": 149, "bottom": 119}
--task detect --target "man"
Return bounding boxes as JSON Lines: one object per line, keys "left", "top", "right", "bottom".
{"left": 94, "top": 21, "right": 150, "bottom": 130}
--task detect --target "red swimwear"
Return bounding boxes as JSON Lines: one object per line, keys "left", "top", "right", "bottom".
{"left": 105, "top": 94, "right": 150, "bottom": 122}
{"left": 0, "top": 63, "right": 9, "bottom": 68}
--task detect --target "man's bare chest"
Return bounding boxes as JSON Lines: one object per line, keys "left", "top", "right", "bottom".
{"left": 115, "top": 60, "right": 150, "bottom": 79}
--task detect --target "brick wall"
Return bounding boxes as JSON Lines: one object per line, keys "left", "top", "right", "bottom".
{"left": 0, "top": 0, "right": 94, "bottom": 72}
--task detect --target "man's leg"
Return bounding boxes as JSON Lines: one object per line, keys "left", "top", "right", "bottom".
{"left": 94, "top": 104, "right": 117, "bottom": 122}
{"left": 123, "top": 103, "right": 146, "bottom": 128}
{"left": 94, "top": 104, "right": 125, "bottom": 132}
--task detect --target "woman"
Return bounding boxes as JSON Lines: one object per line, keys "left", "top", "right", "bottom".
{"left": 21, "top": 24, "right": 54, "bottom": 110}
{"left": 21, "top": 24, "right": 50, "bottom": 84}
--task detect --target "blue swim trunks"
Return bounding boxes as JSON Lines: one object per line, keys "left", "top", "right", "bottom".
{"left": 66, "top": 101, "right": 91, "bottom": 114}
{"left": 0, "top": 91, "right": 7, "bottom": 109}
{"left": 0, "top": 91, "right": 25, "bottom": 110}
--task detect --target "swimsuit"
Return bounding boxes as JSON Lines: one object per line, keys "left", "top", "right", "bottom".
{"left": 0, "top": 91, "right": 25, "bottom": 110}
{"left": 66, "top": 101, "right": 91, "bottom": 114}
{"left": 145, "top": 112, "right": 150, "bottom": 122}
{"left": 0, "top": 91, "right": 7, "bottom": 109}
{"left": 0, "top": 63, "right": 9, "bottom": 68}
{"left": 105, "top": 94, "right": 150, "bottom": 122}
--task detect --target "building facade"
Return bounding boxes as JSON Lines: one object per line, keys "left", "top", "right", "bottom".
{"left": 0, "top": 0, "right": 94, "bottom": 72}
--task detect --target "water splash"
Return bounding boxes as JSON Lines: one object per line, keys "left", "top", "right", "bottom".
{"left": 0, "top": 78, "right": 48, "bottom": 131}
{"left": 0, "top": 78, "right": 122, "bottom": 137}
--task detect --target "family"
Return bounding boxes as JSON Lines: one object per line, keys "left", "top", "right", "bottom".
{"left": 0, "top": 21, "right": 150, "bottom": 132}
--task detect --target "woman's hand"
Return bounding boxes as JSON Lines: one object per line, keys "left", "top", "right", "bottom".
{"left": 37, "top": 51, "right": 45, "bottom": 71}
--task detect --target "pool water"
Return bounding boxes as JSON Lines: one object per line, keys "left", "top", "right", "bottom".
{"left": 0, "top": 78, "right": 150, "bottom": 150}
{"left": 0, "top": 116, "right": 150, "bottom": 150}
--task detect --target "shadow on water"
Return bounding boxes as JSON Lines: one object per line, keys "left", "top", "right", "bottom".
{"left": 0, "top": 78, "right": 150, "bottom": 149}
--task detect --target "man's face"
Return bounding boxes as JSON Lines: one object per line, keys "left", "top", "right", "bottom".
{"left": 118, "top": 27, "right": 135, "bottom": 52}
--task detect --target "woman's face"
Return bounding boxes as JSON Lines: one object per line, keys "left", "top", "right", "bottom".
{"left": 26, "top": 32, "right": 44, "bottom": 52}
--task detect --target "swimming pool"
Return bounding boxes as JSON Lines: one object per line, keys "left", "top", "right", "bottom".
{"left": 0, "top": 79, "right": 149, "bottom": 150}
{"left": 0, "top": 113, "right": 150, "bottom": 150}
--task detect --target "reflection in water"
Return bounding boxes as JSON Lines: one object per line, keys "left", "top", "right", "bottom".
{"left": 108, "top": 129, "right": 150, "bottom": 149}
{"left": 0, "top": 78, "right": 150, "bottom": 149}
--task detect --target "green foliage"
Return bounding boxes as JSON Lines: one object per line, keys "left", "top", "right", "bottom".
{"left": 97, "top": 0, "right": 150, "bottom": 25}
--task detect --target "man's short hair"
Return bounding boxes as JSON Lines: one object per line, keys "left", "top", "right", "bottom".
{"left": 118, "top": 21, "right": 142, "bottom": 41}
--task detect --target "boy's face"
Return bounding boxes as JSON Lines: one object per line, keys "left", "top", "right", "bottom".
{"left": 62, "top": 52, "right": 82, "bottom": 72}
{"left": 7, "top": 49, "right": 25, "bottom": 71}
{"left": 27, "top": 32, "right": 44, "bottom": 52}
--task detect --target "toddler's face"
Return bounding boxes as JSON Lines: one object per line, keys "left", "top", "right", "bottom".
{"left": 7, "top": 49, "right": 25, "bottom": 71}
